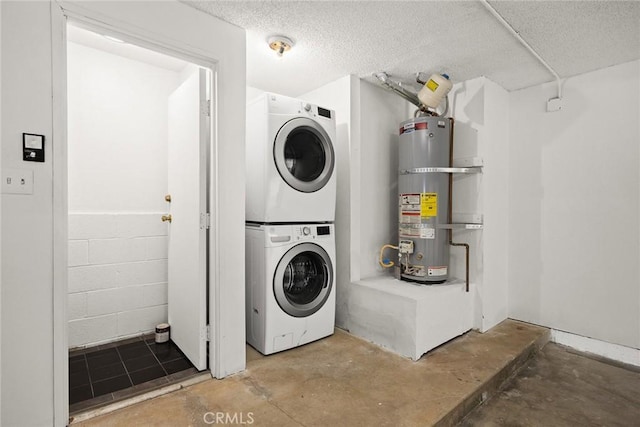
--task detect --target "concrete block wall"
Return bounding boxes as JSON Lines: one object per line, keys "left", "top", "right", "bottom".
{"left": 68, "top": 213, "right": 169, "bottom": 348}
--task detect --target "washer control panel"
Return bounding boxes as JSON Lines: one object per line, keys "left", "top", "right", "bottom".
{"left": 293, "top": 225, "right": 332, "bottom": 241}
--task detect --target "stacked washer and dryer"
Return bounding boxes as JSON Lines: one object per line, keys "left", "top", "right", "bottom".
{"left": 245, "top": 93, "right": 337, "bottom": 355}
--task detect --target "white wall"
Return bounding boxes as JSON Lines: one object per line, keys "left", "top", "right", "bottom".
{"left": 0, "top": 1, "right": 3, "bottom": 418}
{"left": 66, "top": 42, "right": 181, "bottom": 346}
{"left": 508, "top": 60, "right": 640, "bottom": 350}
{"left": 302, "top": 75, "right": 356, "bottom": 328}
{"left": 68, "top": 214, "right": 169, "bottom": 347}
{"left": 450, "top": 77, "right": 510, "bottom": 332}
{"left": 357, "top": 81, "right": 414, "bottom": 280}
{"left": 246, "top": 85, "right": 265, "bottom": 102}
{"left": 1, "top": 3, "right": 55, "bottom": 425}
{"left": 67, "top": 41, "right": 180, "bottom": 213}
{"left": 1, "top": 1, "right": 246, "bottom": 425}
{"left": 480, "top": 80, "right": 510, "bottom": 331}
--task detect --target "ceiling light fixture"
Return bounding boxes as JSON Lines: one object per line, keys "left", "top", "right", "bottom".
{"left": 268, "top": 36, "right": 294, "bottom": 57}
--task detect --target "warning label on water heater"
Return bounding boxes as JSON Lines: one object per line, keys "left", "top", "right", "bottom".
{"left": 399, "top": 226, "right": 435, "bottom": 239}
{"left": 428, "top": 266, "right": 448, "bottom": 276}
{"left": 420, "top": 193, "right": 437, "bottom": 218}
{"left": 400, "top": 193, "right": 438, "bottom": 222}
{"left": 400, "top": 194, "right": 421, "bottom": 224}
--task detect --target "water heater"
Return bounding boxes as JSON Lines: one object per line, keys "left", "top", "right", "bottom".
{"left": 397, "top": 116, "right": 451, "bottom": 283}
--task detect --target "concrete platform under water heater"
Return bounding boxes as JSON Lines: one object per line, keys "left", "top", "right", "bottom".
{"left": 349, "top": 276, "right": 474, "bottom": 360}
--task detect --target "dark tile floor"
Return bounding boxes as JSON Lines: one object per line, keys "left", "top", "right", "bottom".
{"left": 69, "top": 336, "right": 198, "bottom": 413}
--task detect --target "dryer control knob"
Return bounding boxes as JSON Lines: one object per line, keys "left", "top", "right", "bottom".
{"left": 304, "top": 103, "right": 311, "bottom": 112}
{"left": 302, "top": 226, "right": 311, "bottom": 235}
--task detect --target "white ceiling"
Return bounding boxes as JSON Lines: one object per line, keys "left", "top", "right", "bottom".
{"left": 182, "top": 0, "right": 640, "bottom": 97}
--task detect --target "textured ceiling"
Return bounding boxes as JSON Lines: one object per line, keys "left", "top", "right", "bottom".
{"left": 183, "top": 1, "right": 639, "bottom": 97}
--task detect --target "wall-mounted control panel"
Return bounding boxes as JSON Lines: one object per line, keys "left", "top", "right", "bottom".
{"left": 23, "top": 133, "right": 45, "bottom": 162}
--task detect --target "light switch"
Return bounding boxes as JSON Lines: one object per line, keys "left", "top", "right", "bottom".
{"left": 2, "top": 169, "right": 34, "bottom": 194}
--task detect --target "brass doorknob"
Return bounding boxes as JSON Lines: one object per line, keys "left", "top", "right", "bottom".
{"left": 161, "top": 214, "right": 172, "bottom": 223}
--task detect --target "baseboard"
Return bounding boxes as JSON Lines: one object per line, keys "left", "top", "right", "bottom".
{"left": 550, "top": 329, "right": 640, "bottom": 368}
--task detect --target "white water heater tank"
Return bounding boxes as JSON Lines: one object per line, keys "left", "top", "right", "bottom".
{"left": 418, "top": 74, "right": 453, "bottom": 110}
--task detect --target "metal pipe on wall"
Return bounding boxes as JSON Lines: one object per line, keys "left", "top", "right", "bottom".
{"left": 374, "top": 72, "right": 422, "bottom": 108}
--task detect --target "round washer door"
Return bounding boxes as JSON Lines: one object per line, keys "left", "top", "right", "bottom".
{"left": 273, "top": 242, "right": 333, "bottom": 318}
{"left": 273, "top": 117, "right": 335, "bottom": 193}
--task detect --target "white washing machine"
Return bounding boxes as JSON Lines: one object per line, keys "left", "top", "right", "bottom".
{"left": 245, "top": 222, "right": 336, "bottom": 355}
{"left": 246, "top": 93, "right": 337, "bottom": 223}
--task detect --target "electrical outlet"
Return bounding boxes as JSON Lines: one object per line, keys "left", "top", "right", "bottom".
{"left": 546, "top": 97, "right": 563, "bottom": 112}
{"left": 2, "top": 169, "right": 33, "bottom": 194}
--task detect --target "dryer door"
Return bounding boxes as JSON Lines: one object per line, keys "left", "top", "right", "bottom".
{"left": 273, "top": 117, "right": 335, "bottom": 193}
{"left": 273, "top": 242, "right": 333, "bottom": 317}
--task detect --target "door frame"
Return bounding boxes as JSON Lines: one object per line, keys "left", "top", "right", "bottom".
{"left": 51, "top": 3, "right": 225, "bottom": 424}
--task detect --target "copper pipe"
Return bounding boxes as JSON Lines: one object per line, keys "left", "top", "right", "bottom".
{"left": 450, "top": 241, "right": 470, "bottom": 292}
{"left": 447, "top": 117, "right": 470, "bottom": 292}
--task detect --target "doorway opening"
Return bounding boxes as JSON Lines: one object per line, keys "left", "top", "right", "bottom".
{"left": 65, "top": 23, "right": 212, "bottom": 412}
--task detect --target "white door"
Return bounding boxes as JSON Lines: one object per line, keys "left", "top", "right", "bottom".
{"left": 167, "top": 67, "right": 209, "bottom": 370}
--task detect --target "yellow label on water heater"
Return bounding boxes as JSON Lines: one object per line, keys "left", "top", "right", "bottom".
{"left": 420, "top": 193, "right": 437, "bottom": 218}
{"left": 426, "top": 79, "right": 440, "bottom": 92}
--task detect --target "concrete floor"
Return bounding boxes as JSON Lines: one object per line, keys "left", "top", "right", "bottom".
{"left": 461, "top": 343, "right": 640, "bottom": 426}
{"left": 73, "top": 320, "right": 547, "bottom": 426}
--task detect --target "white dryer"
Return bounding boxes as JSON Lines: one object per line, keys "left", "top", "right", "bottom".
{"left": 246, "top": 93, "right": 337, "bottom": 223}
{"left": 245, "top": 222, "right": 336, "bottom": 355}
